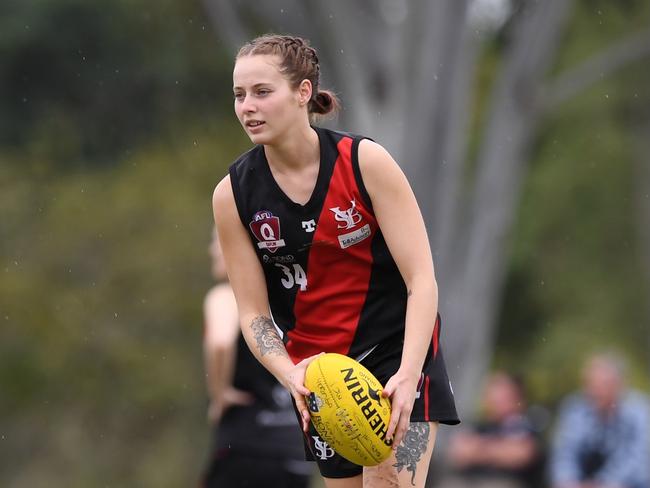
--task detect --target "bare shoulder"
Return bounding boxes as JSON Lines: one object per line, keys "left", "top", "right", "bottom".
{"left": 358, "top": 139, "right": 396, "bottom": 169}
{"left": 358, "top": 139, "right": 409, "bottom": 197}
{"left": 212, "top": 174, "right": 234, "bottom": 210}
{"left": 212, "top": 174, "right": 244, "bottom": 233}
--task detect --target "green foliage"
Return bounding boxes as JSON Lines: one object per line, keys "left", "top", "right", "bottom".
{"left": 0, "top": 0, "right": 232, "bottom": 165}
{"left": 0, "top": 120, "right": 250, "bottom": 486}
{"left": 494, "top": 0, "right": 650, "bottom": 406}
{"left": 0, "top": 1, "right": 249, "bottom": 483}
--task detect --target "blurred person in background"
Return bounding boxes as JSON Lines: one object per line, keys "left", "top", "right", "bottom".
{"left": 201, "top": 227, "right": 312, "bottom": 488}
{"left": 550, "top": 352, "right": 649, "bottom": 488}
{"left": 440, "top": 371, "right": 545, "bottom": 488}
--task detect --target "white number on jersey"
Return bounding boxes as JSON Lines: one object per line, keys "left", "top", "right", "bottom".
{"left": 275, "top": 263, "right": 308, "bottom": 291}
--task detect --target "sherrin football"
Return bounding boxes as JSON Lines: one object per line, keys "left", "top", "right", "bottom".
{"left": 304, "top": 353, "right": 393, "bottom": 466}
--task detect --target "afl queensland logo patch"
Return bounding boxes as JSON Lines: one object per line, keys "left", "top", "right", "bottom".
{"left": 250, "top": 210, "right": 286, "bottom": 253}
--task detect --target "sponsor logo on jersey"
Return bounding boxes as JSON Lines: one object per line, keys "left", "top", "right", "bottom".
{"left": 249, "top": 210, "right": 285, "bottom": 253}
{"left": 312, "top": 436, "right": 335, "bottom": 460}
{"left": 338, "top": 224, "right": 371, "bottom": 249}
{"left": 329, "top": 199, "right": 362, "bottom": 229}
{"left": 262, "top": 254, "right": 295, "bottom": 264}
{"left": 301, "top": 219, "right": 316, "bottom": 232}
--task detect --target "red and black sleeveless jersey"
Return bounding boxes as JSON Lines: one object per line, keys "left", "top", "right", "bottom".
{"left": 229, "top": 126, "right": 409, "bottom": 364}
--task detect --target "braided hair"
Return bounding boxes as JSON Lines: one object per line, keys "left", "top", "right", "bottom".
{"left": 236, "top": 34, "right": 340, "bottom": 118}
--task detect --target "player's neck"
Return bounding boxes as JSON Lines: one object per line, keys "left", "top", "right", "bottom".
{"left": 264, "top": 124, "right": 319, "bottom": 172}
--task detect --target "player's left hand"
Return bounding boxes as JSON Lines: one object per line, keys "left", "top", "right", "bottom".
{"left": 382, "top": 369, "right": 419, "bottom": 448}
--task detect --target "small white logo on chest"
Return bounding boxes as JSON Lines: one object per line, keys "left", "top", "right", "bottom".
{"left": 301, "top": 219, "right": 316, "bottom": 233}
{"left": 329, "top": 199, "right": 362, "bottom": 229}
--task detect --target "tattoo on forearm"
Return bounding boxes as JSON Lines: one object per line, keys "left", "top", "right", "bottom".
{"left": 250, "top": 316, "right": 289, "bottom": 358}
{"left": 393, "top": 422, "right": 430, "bottom": 486}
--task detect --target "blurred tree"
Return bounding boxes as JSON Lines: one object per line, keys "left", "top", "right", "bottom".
{"left": 495, "top": 3, "right": 650, "bottom": 404}
{"left": 0, "top": 0, "right": 231, "bottom": 166}
{"left": 632, "top": 86, "right": 650, "bottom": 374}
{"left": 0, "top": 120, "right": 249, "bottom": 486}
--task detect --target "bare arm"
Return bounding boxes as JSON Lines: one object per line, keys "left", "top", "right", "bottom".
{"left": 212, "top": 176, "right": 315, "bottom": 429}
{"left": 480, "top": 435, "right": 538, "bottom": 468}
{"left": 448, "top": 431, "right": 538, "bottom": 469}
{"left": 203, "top": 284, "right": 253, "bottom": 423}
{"left": 358, "top": 139, "right": 439, "bottom": 447}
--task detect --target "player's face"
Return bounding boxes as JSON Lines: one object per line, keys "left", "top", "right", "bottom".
{"left": 483, "top": 374, "right": 521, "bottom": 420}
{"left": 584, "top": 360, "right": 622, "bottom": 411}
{"left": 233, "top": 54, "right": 305, "bottom": 145}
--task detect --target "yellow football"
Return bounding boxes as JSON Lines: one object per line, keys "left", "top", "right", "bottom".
{"left": 304, "top": 353, "right": 393, "bottom": 466}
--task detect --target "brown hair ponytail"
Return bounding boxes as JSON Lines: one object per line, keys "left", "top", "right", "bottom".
{"left": 237, "top": 34, "right": 341, "bottom": 119}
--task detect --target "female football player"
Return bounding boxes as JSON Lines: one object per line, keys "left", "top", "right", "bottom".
{"left": 213, "top": 34, "right": 458, "bottom": 488}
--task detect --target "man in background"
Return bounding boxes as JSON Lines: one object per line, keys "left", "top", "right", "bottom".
{"left": 550, "top": 352, "right": 649, "bottom": 488}
{"left": 441, "top": 371, "right": 545, "bottom": 488}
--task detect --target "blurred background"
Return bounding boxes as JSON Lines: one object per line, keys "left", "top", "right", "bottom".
{"left": 1, "top": 0, "right": 649, "bottom": 486}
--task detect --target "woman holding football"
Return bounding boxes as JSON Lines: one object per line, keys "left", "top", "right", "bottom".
{"left": 213, "top": 34, "right": 459, "bottom": 488}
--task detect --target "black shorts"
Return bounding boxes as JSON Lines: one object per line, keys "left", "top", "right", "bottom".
{"left": 300, "top": 319, "right": 459, "bottom": 478}
{"left": 202, "top": 448, "right": 312, "bottom": 488}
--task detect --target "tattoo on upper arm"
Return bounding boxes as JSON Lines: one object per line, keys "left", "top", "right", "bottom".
{"left": 393, "top": 422, "right": 430, "bottom": 486}
{"left": 250, "top": 316, "right": 289, "bottom": 358}
{"left": 407, "top": 289, "right": 413, "bottom": 298}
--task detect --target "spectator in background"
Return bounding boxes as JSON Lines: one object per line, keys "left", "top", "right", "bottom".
{"left": 550, "top": 352, "right": 650, "bottom": 488}
{"left": 201, "top": 227, "right": 312, "bottom": 488}
{"left": 441, "top": 371, "right": 544, "bottom": 488}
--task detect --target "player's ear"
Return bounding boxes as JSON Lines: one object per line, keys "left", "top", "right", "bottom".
{"left": 297, "top": 79, "right": 312, "bottom": 107}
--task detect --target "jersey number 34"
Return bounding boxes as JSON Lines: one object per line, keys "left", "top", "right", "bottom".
{"left": 275, "top": 263, "right": 307, "bottom": 291}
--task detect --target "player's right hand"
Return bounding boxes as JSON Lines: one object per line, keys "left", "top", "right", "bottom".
{"left": 284, "top": 352, "right": 324, "bottom": 432}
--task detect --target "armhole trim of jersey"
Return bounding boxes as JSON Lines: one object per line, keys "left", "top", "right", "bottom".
{"left": 351, "top": 137, "right": 373, "bottom": 211}
{"left": 228, "top": 163, "right": 249, "bottom": 230}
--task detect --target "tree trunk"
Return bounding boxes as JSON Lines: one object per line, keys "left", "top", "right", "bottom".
{"left": 442, "top": 0, "right": 574, "bottom": 415}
